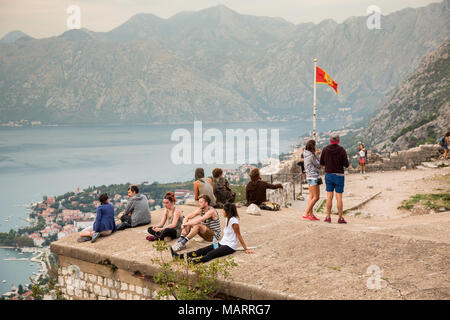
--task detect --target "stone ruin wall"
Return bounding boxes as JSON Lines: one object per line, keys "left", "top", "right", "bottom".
{"left": 56, "top": 255, "right": 158, "bottom": 300}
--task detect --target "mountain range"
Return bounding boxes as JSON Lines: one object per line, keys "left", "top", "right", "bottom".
{"left": 0, "top": 1, "right": 449, "bottom": 124}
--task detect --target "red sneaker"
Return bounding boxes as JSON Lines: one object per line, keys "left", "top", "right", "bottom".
{"left": 338, "top": 218, "right": 347, "bottom": 224}
{"left": 302, "top": 215, "right": 313, "bottom": 220}
{"left": 311, "top": 215, "right": 320, "bottom": 220}
{"left": 324, "top": 216, "right": 331, "bottom": 223}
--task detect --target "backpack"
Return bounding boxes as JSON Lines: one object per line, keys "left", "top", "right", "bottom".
{"left": 260, "top": 201, "right": 280, "bottom": 211}
{"left": 439, "top": 137, "right": 445, "bottom": 146}
{"left": 213, "top": 177, "right": 236, "bottom": 206}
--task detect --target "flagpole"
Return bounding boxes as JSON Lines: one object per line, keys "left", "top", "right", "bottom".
{"left": 313, "top": 58, "right": 317, "bottom": 141}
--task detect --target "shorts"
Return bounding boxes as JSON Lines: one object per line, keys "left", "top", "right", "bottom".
{"left": 325, "top": 173, "right": 345, "bottom": 194}
{"left": 443, "top": 144, "right": 448, "bottom": 150}
{"left": 359, "top": 157, "right": 366, "bottom": 164}
{"left": 306, "top": 178, "right": 319, "bottom": 186}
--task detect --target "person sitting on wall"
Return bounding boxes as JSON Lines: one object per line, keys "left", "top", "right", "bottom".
{"left": 78, "top": 193, "right": 116, "bottom": 243}
{"left": 245, "top": 168, "right": 283, "bottom": 207}
{"left": 116, "top": 185, "right": 151, "bottom": 231}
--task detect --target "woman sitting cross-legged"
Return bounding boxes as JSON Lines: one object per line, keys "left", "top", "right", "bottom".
{"left": 146, "top": 191, "right": 183, "bottom": 241}
{"left": 170, "top": 203, "right": 253, "bottom": 264}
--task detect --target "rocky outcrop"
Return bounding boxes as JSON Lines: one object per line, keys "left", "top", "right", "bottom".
{"left": 364, "top": 38, "right": 450, "bottom": 152}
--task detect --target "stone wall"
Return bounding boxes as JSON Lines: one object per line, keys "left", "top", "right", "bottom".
{"left": 56, "top": 255, "right": 158, "bottom": 300}
{"left": 260, "top": 157, "right": 302, "bottom": 207}
{"left": 350, "top": 144, "right": 443, "bottom": 172}
{"left": 266, "top": 182, "right": 296, "bottom": 207}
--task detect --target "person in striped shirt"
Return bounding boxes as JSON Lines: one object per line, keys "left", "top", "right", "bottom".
{"left": 171, "top": 194, "right": 221, "bottom": 252}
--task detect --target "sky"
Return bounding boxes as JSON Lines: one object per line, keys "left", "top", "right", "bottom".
{"left": 0, "top": 0, "right": 442, "bottom": 39}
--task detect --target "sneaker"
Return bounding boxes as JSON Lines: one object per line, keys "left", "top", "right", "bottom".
{"left": 146, "top": 235, "right": 157, "bottom": 241}
{"left": 169, "top": 246, "right": 178, "bottom": 258}
{"left": 338, "top": 218, "right": 347, "bottom": 224}
{"left": 171, "top": 241, "right": 186, "bottom": 252}
{"left": 324, "top": 216, "right": 331, "bottom": 223}
{"left": 311, "top": 215, "right": 320, "bottom": 220}
{"left": 91, "top": 232, "right": 100, "bottom": 243}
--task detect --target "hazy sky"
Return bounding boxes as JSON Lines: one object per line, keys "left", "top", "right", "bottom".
{"left": 0, "top": 0, "right": 442, "bottom": 38}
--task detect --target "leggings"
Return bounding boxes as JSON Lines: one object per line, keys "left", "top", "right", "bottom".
{"left": 185, "top": 244, "right": 235, "bottom": 264}
{"left": 148, "top": 227, "right": 178, "bottom": 240}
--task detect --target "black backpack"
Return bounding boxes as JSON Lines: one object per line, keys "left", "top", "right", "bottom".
{"left": 213, "top": 178, "right": 236, "bottom": 205}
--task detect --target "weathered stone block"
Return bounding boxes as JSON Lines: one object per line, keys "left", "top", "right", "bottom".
{"left": 111, "top": 289, "right": 118, "bottom": 299}
{"left": 94, "top": 285, "right": 101, "bottom": 295}
{"left": 107, "top": 279, "right": 114, "bottom": 288}
{"left": 102, "top": 287, "right": 110, "bottom": 297}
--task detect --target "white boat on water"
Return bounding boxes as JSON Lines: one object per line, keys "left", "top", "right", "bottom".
{"left": 2, "top": 280, "right": 6, "bottom": 283}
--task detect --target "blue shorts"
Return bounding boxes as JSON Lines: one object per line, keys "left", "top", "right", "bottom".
{"left": 325, "top": 173, "right": 345, "bottom": 194}
{"left": 306, "top": 178, "right": 319, "bottom": 186}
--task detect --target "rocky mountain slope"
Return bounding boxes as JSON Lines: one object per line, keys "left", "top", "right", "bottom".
{"left": 0, "top": 2, "right": 449, "bottom": 124}
{"left": 363, "top": 38, "right": 450, "bottom": 152}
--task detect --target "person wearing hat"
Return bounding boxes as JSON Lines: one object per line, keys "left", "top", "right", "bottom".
{"left": 319, "top": 134, "right": 349, "bottom": 224}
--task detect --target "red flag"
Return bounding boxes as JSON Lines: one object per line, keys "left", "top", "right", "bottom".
{"left": 316, "top": 66, "right": 338, "bottom": 94}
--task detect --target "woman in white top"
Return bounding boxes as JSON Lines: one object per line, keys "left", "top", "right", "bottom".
{"left": 170, "top": 203, "right": 253, "bottom": 263}
{"left": 358, "top": 144, "right": 367, "bottom": 174}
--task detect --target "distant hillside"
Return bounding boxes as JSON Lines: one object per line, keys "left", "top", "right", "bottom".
{"left": 0, "top": 1, "right": 449, "bottom": 124}
{"left": 0, "top": 30, "right": 32, "bottom": 43}
{"left": 363, "top": 38, "right": 450, "bottom": 152}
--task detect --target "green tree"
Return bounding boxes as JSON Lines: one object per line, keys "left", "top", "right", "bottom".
{"left": 18, "top": 285, "right": 24, "bottom": 295}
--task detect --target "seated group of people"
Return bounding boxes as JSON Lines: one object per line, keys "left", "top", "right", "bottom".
{"left": 78, "top": 184, "right": 150, "bottom": 242}
{"left": 193, "top": 166, "right": 284, "bottom": 208}
{"left": 77, "top": 165, "right": 289, "bottom": 263}
{"left": 77, "top": 172, "right": 254, "bottom": 264}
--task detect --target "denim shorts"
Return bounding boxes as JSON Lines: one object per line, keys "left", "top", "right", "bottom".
{"left": 307, "top": 178, "right": 319, "bottom": 186}
{"left": 325, "top": 173, "right": 345, "bottom": 194}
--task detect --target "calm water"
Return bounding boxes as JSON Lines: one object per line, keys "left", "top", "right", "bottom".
{"left": 0, "top": 119, "right": 346, "bottom": 294}
{"left": 0, "top": 248, "right": 41, "bottom": 293}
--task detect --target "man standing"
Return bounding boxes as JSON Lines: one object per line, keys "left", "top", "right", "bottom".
{"left": 320, "top": 135, "right": 349, "bottom": 224}
{"left": 117, "top": 185, "right": 151, "bottom": 230}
